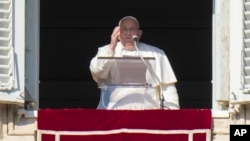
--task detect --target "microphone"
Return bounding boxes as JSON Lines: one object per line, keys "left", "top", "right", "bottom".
{"left": 132, "top": 35, "right": 138, "bottom": 42}
{"left": 132, "top": 34, "right": 165, "bottom": 109}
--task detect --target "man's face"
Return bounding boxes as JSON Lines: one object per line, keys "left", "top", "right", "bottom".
{"left": 119, "top": 18, "right": 142, "bottom": 49}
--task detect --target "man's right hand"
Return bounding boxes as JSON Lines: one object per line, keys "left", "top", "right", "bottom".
{"left": 109, "top": 26, "right": 120, "bottom": 51}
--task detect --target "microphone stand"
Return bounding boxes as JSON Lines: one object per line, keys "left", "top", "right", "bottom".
{"left": 132, "top": 36, "right": 165, "bottom": 109}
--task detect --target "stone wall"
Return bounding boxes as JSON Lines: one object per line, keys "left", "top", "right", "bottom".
{"left": 0, "top": 104, "right": 36, "bottom": 141}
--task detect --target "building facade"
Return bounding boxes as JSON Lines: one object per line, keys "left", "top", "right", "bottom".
{"left": 0, "top": 0, "right": 250, "bottom": 141}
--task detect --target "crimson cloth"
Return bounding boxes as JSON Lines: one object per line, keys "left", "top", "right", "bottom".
{"left": 38, "top": 109, "right": 212, "bottom": 141}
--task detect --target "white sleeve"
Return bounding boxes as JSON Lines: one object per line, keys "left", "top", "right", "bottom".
{"left": 89, "top": 46, "right": 115, "bottom": 83}
{"left": 162, "top": 84, "right": 180, "bottom": 109}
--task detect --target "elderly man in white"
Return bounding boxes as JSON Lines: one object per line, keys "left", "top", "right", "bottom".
{"left": 90, "top": 16, "right": 179, "bottom": 110}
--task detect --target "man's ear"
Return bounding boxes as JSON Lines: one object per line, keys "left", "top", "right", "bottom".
{"left": 118, "top": 35, "right": 121, "bottom": 41}
{"left": 138, "top": 30, "right": 143, "bottom": 40}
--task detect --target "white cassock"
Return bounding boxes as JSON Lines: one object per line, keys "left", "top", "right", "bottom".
{"left": 90, "top": 42, "right": 180, "bottom": 110}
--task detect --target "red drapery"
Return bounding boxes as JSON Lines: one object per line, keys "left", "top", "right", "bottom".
{"left": 38, "top": 109, "right": 212, "bottom": 141}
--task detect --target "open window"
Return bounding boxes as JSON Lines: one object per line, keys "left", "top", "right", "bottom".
{"left": 0, "top": 0, "right": 14, "bottom": 91}
{"left": 225, "top": 0, "right": 250, "bottom": 114}
{"left": 240, "top": 1, "right": 250, "bottom": 101}
{"left": 0, "top": 0, "right": 25, "bottom": 104}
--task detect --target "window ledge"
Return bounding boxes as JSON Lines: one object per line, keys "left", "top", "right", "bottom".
{"left": 230, "top": 100, "right": 250, "bottom": 105}
{"left": 212, "top": 110, "right": 229, "bottom": 118}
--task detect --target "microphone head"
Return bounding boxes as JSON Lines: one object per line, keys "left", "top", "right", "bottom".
{"left": 132, "top": 35, "right": 138, "bottom": 42}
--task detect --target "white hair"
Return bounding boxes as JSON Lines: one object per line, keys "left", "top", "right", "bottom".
{"left": 118, "top": 16, "right": 140, "bottom": 27}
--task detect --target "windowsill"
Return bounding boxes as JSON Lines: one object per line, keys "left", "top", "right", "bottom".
{"left": 230, "top": 100, "right": 250, "bottom": 105}
{"left": 212, "top": 110, "right": 229, "bottom": 118}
